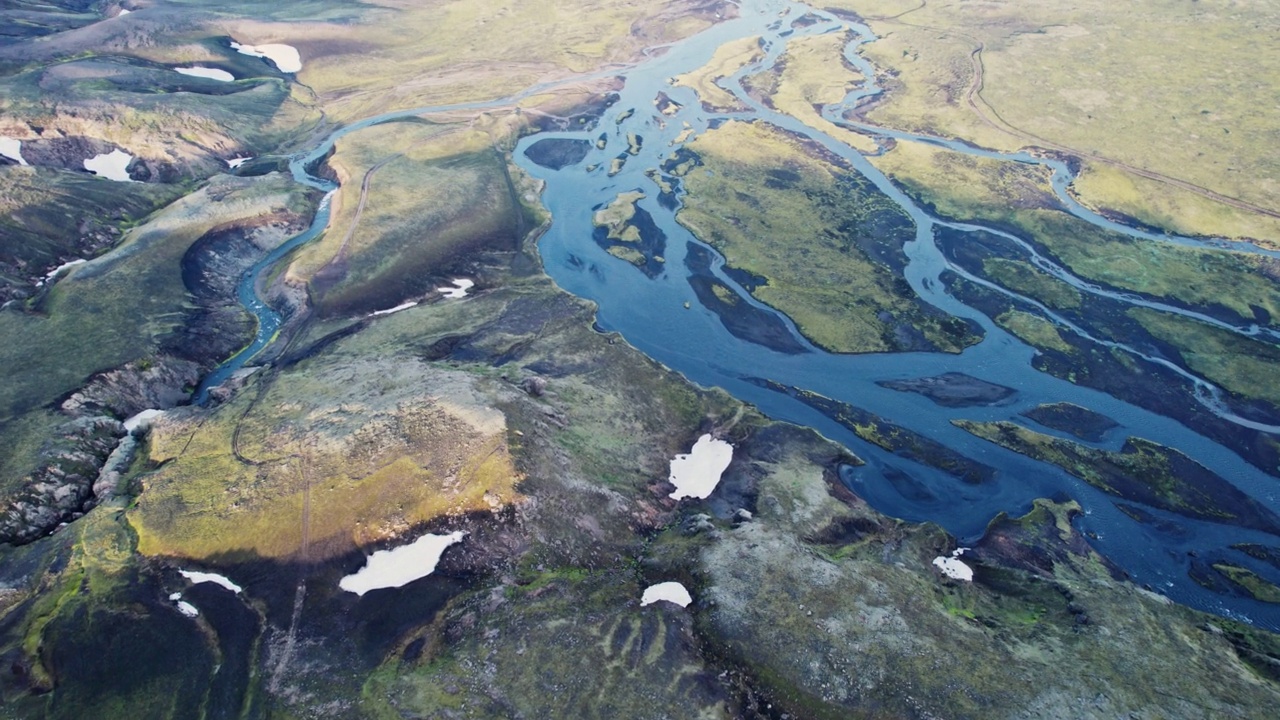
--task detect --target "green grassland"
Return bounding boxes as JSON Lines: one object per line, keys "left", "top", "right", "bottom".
{"left": 0, "top": 173, "right": 313, "bottom": 421}
{"left": 0, "top": 173, "right": 313, "bottom": 510}
{"left": 216, "top": 0, "right": 723, "bottom": 123}
{"left": 1127, "top": 306, "right": 1280, "bottom": 409}
{"left": 672, "top": 34, "right": 764, "bottom": 113}
{"left": 826, "top": 0, "right": 1280, "bottom": 244}
{"left": 677, "top": 120, "right": 979, "bottom": 354}
{"left": 876, "top": 139, "right": 1280, "bottom": 329}
{"left": 762, "top": 31, "right": 879, "bottom": 154}
{"left": 290, "top": 120, "right": 530, "bottom": 316}
{"left": 872, "top": 137, "right": 1280, "bottom": 412}
{"left": 130, "top": 350, "right": 520, "bottom": 562}
{"left": 980, "top": 253, "right": 1280, "bottom": 415}
{"left": 0, "top": 166, "right": 185, "bottom": 300}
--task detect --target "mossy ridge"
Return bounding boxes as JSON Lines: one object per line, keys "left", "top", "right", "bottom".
{"left": 0, "top": 501, "right": 226, "bottom": 719}
{"left": 130, "top": 356, "right": 522, "bottom": 562}
{"left": 0, "top": 172, "right": 313, "bottom": 420}
{"left": 954, "top": 419, "right": 1280, "bottom": 535}
{"left": 361, "top": 569, "right": 732, "bottom": 720}
{"left": 1212, "top": 565, "right": 1280, "bottom": 605}
{"left": 290, "top": 120, "right": 529, "bottom": 317}
{"left": 0, "top": 167, "right": 185, "bottom": 305}
{"left": 678, "top": 120, "right": 980, "bottom": 354}
{"left": 698, "top": 427, "right": 1280, "bottom": 719}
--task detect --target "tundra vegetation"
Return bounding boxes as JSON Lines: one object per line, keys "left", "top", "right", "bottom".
{"left": 1, "top": 1, "right": 1279, "bottom": 719}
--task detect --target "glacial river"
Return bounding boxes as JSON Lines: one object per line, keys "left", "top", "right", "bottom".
{"left": 201, "top": 0, "right": 1280, "bottom": 628}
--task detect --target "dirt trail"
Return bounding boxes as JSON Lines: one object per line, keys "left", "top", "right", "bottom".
{"left": 268, "top": 447, "right": 314, "bottom": 693}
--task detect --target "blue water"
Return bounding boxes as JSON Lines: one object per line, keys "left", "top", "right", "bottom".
{"left": 199, "top": 0, "right": 1280, "bottom": 628}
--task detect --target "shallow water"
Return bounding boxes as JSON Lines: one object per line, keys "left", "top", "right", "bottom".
{"left": 201, "top": 0, "right": 1280, "bottom": 628}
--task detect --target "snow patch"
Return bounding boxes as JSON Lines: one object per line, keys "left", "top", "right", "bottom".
{"left": 668, "top": 434, "right": 733, "bottom": 500}
{"left": 371, "top": 301, "right": 418, "bottom": 317}
{"left": 176, "top": 601, "right": 199, "bottom": 618}
{"left": 84, "top": 149, "right": 134, "bottom": 182}
{"left": 231, "top": 41, "right": 302, "bottom": 73}
{"left": 227, "top": 156, "right": 252, "bottom": 169}
{"left": 180, "top": 569, "right": 243, "bottom": 594}
{"left": 339, "top": 531, "right": 465, "bottom": 596}
{"left": 0, "top": 137, "right": 29, "bottom": 166}
{"left": 932, "top": 548, "right": 974, "bottom": 582}
{"left": 176, "top": 66, "right": 235, "bottom": 82}
{"left": 42, "top": 259, "right": 86, "bottom": 284}
{"left": 437, "top": 278, "right": 474, "bottom": 299}
{"left": 124, "top": 409, "right": 165, "bottom": 433}
{"left": 641, "top": 581, "right": 692, "bottom": 608}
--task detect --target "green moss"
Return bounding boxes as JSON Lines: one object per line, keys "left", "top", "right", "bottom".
{"left": 1213, "top": 565, "right": 1280, "bottom": 604}
{"left": 955, "top": 420, "right": 1280, "bottom": 533}
{"left": 678, "top": 120, "right": 980, "bottom": 354}
{"left": 1128, "top": 306, "right": 1280, "bottom": 408}
{"left": 984, "top": 258, "right": 1082, "bottom": 310}
{"left": 995, "top": 310, "right": 1073, "bottom": 353}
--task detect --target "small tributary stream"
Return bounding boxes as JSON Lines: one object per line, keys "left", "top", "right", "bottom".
{"left": 199, "top": 0, "right": 1280, "bottom": 628}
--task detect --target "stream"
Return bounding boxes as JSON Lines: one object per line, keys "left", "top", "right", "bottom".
{"left": 198, "top": 0, "right": 1280, "bottom": 629}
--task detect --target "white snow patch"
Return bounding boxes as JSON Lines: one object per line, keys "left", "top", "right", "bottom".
{"left": 231, "top": 41, "right": 302, "bottom": 73}
{"left": 84, "top": 149, "right": 134, "bottom": 182}
{"left": 437, "top": 278, "right": 474, "bottom": 299}
{"left": 124, "top": 408, "right": 165, "bottom": 433}
{"left": 932, "top": 548, "right": 974, "bottom": 582}
{"left": 227, "top": 156, "right": 252, "bottom": 169}
{"left": 176, "top": 600, "right": 199, "bottom": 617}
{"left": 667, "top": 434, "right": 733, "bottom": 500}
{"left": 339, "top": 531, "right": 466, "bottom": 596}
{"left": 641, "top": 581, "right": 692, "bottom": 608}
{"left": 0, "top": 137, "right": 29, "bottom": 166}
{"left": 180, "top": 569, "right": 243, "bottom": 594}
{"left": 117, "top": 8, "right": 132, "bottom": 16}
{"left": 42, "top": 258, "right": 86, "bottom": 284}
{"left": 168, "top": 592, "right": 182, "bottom": 601}
{"left": 175, "top": 66, "right": 234, "bottom": 82}
{"left": 371, "top": 301, "right": 418, "bottom": 317}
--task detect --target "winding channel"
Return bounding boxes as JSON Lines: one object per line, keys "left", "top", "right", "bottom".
{"left": 198, "top": 0, "right": 1280, "bottom": 628}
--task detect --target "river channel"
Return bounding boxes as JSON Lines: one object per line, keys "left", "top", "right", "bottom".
{"left": 200, "top": 0, "right": 1280, "bottom": 629}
